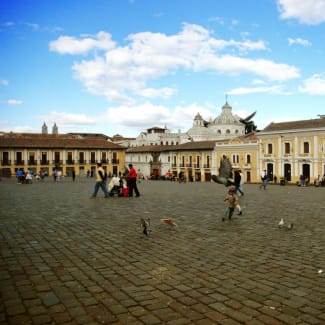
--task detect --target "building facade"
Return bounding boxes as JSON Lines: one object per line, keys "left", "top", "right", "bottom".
{"left": 0, "top": 131, "right": 126, "bottom": 178}
{"left": 257, "top": 118, "right": 325, "bottom": 184}
{"left": 1, "top": 107, "right": 325, "bottom": 185}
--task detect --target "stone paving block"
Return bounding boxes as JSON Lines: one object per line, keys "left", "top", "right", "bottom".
{"left": 1, "top": 179, "right": 325, "bottom": 324}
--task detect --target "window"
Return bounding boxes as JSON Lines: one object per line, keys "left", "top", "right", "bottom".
{"left": 79, "top": 152, "right": 84, "bottom": 164}
{"left": 112, "top": 152, "right": 118, "bottom": 163}
{"left": 246, "top": 154, "right": 251, "bottom": 164}
{"left": 55, "top": 152, "right": 60, "bottom": 163}
{"left": 16, "top": 152, "right": 23, "bottom": 164}
{"left": 303, "top": 141, "right": 309, "bottom": 154}
{"left": 41, "top": 152, "right": 47, "bottom": 163}
{"left": 67, "top": 152, "right": 73, "bottom": 163}
{"left": 268, "top": 143, "right": 273, "bottom": 154}
{"left": 2, "top": 152, "right": 9, "bottom": 164}
{"left": 232, "top": 154, "right": 239, "bottom": 164}
{"left": 102, "top": 152, "right": 107, "bottom": 163}
{"left": 91, "top": 152, "right": 96, "bottom": 163}
{"left": 206, "top": 155, "right": 210, "bottom": 168}
{"left": 285, "top": 142, "right": 290, "bottom": 154}
{"left": 28, "top": 152, "right": 35, "bottom": 164}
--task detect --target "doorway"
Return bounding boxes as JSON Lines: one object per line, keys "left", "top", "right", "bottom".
{"left": 284, "top": 163, "right": 291, "bottom": 181}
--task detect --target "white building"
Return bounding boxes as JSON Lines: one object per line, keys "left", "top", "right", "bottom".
{"left": 129, "top": 101, "right": 248, "bottom": 148}
{"left": 126, "top": 101, "right": 254, "bottom": 178}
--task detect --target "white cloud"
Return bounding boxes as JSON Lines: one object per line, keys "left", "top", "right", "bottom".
{"left": 277, "top": 0, "right": 325, "bottom": 25}
{"left": 135, "top": 87, "right": 177, "bottom": 99}
{"left": 49, "top": 31, "right": 116, "bottom": 55}
{"left": 288, "top": 37, "right": 311, "bottom": 46}
{"left": 0, "top": 80, "right": 9, "bottom": 86}
{"left": 228, "top": 85, "right": 290, "bottom": 95}
{"left": 197, "top": 55, "right": 299, "bottom": 81}
{"left": 51, "top": 23, "right": 299, "bottom": 103}
{"left": 252, "top": 79, "right": 266, "bottom": 85}
{"left": 105, "top": 102, "right": 215, "bottom": 132}
{"left": 41, "top": 111, "right": 97, "bottom": 126}
{"left": 299, "top": 73, "right": 325, "bottom": 95}
{"left": 7, "top": 99, "right": 23, "bottom": 105}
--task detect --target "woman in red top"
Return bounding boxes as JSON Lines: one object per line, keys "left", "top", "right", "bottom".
{"left": 128, "top": 164, "right": 140, "bottom": 197}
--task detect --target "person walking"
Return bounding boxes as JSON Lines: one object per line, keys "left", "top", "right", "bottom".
{"left": 72, "top": 168, "right": 76, "bottom": 182}
{"left": 234, "top": 170, "right": 244, "bottom": 196}
{"left": 128, "top": 163, "right": 140, "bottom": 197}
{"left": 90, "top": 162, "right": 109, "bottom": 198}
{"left": 259, "top": 169, "right": 268, "bottom": 190}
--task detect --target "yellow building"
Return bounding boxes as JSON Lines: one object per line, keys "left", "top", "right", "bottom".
{"left": 257, "top": 118, "right": 325, "bottom": 184}
{"left": 214, "top": 133, "right": 259, "bottom": 183}
{"left": 0, "top": 132, "right": 126, "bottom": 178}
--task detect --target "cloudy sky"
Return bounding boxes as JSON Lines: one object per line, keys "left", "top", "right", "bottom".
{"left": 1, "top": 0, "right": 325, "bottom": 136}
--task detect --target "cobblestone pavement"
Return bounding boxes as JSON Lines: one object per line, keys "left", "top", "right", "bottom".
{"left": 0, "top": 177, "right": 325, "bottom": 325}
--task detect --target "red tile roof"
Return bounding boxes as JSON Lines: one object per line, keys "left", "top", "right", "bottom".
{"left": 0, "top": 133, "right": 125, "bottom": 150}
{"left": 262, "top": 118, "right": 325, "bottom": 132}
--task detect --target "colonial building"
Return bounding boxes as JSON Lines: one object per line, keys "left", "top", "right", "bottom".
{"left": 125, "top": 104, "right": 325, "bottom": 184}
{"left": 0, "top": 126, "right": 126, "bottom": 177}
{"left": 257, "top": 117, "right": 325, "bottom": 183}
{"left": 1, "top": 106, "right": 325, "bottom": 185}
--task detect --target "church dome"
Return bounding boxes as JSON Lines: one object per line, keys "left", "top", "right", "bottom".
{"left": 212, "top": 102, "right": 241, "bottom": 125}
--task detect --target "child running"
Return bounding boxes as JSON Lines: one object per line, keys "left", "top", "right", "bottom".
{"left": 222, "top": 185, "right": 241, "bottom": 221}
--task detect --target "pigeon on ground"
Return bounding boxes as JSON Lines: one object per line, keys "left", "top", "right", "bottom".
{"left": 161, "top": 218, "right": 177, "bottom": 227}
{"left": 211, "top": 155, "right": 234, "bottom": 186}
{"left": 140, "top": 218, "right": 151, "bottom": 236}
{"left": 278, "top": 218, "right": 284, "bottom": 228}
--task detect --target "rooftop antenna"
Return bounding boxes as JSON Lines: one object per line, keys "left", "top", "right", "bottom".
{"left": 225, "top": 94, "right": 228, "bottom": 104}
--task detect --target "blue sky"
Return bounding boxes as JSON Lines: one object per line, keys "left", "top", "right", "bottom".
{"left": 1, "top": 0, "right": 325, "bottom": 137}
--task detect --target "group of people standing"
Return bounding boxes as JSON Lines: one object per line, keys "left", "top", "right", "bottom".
{"left": 90, "top": 162, "right": 140, "bottom": 198}
{"left": 16, "top": 168, "right": 33, "bottom": 184}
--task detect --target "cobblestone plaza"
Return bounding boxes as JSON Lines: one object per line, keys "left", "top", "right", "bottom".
{"left": 0, "top": 177, "right": 325, "bottom": 324}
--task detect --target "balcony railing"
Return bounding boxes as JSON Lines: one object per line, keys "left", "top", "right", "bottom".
{"left": 1, "top": 160, "right": 11, "bottom": 166}
{"left": 28, "top": 159, "right": 37, "bottom": 165}
{"left": 40, "top": 160, "right": 49, "bottom": 165}
{"left": 66, "top": 160, "right": 75, "bottom": 164}
{"left": 52, "top": 160, "right": 63, "bottom": 165}
{"left": 111, "top": 159, "right": 119, "bottom": 164}
{"left": 14, "top": 160, "right": 25, "bottom": 165}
